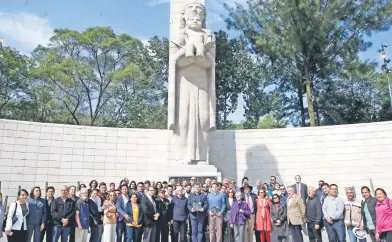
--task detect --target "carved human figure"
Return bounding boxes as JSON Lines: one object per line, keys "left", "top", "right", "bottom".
{"left": 178, "top": 15, "right": 213, "bottom": 58}
{"left": 168, "top": 0, "right": 216, "bottom": 164}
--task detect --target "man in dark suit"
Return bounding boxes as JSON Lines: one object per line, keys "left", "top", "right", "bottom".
{"left": 68, "top": 185, "right": 79, "bottom": 242}
{"left": 293, "top": 175, "right": 308, "bottom": 200}
{"left": 141, "top": 186, "right": 160, "bottom": 242}
{"left": 156, "top": 189, "right": 172, "bottom": 242}
{"left": 41, "top": 186, "right": 55, "bottom": 242}
{"left": 115, "top": 185, "right": 129, "bottom": 242}
{"left": 241, "top": 183, "right": 259, "bottom": 242}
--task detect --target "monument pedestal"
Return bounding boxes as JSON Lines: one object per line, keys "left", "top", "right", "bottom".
{"left": 166, "top": 164, "right": 222, "bottom": 183}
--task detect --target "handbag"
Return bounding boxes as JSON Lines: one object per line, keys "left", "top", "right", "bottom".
{"left": 239, "top": 202, "right": 247, "bottom": 220}
{"left": 2, "top": 202, "right": 18, "bottom": 231}
{"left": 11, "top": 202, "right": 18, "bottom": 225}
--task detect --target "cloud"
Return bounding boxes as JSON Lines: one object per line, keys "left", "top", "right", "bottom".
{"left": 147, "top": 0, "right": 170, "bottom": 6}
{"left": 0, "top": 12, "right": 54, "bottom": 52}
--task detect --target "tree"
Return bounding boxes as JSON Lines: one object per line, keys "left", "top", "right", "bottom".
{"left": 258, "top": 114, "right": 287, "bottom": 129}
{"left": 225, "top": 0, "right": 392, "bottom": 126}
{"left": 0, "top": 47, "right": 30, "bottom": 117}
{"left": 215, "top": 30, "right": 247, "bottom": 129}
{"left": 102, "top": 36, "right": 169, "bottom": 128}
{"left": 318, "top": 60, "right": 392, "bottom": 124}
{"left": 32, "top": 27, "right": 145, "bottom": 126}
{"left": 241, "top": 55, "right": 275, "bottom": 129}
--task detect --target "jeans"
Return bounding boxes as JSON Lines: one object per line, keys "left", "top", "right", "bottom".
{"left": 126, "top": 226, "right": 141, "bottom": 242}
{"left": 28, "top": 223, "right": 42, "bottom": 242}
{"left": 171, "top": 223, "right": 178, "bottom": 242}
{"left": 52, "top": 226, "right": 71, "bottom": 242}
{"left": 190, "top": 214, "right": 205, "bottom": 242}
{"left": 89, "top": 224, "right": 103, "bottom": 242}
{"left": 233, "top": 224, "right": 244, "bottom": 242}
{"left": 324, "top": 219, "right": 346, "bottom": 242}
{"left": 116, "top": 221, "right": 127, "bottom": 242}
{"left": 173, "top": 221, "right": 187, "bottom": 242}
{"left": 347, "top": 227, "right": 366, "bottom": 242}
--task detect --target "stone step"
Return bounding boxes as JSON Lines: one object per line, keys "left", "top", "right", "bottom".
{"left": 166, "top": 165, "right": 222, "bottom": 181}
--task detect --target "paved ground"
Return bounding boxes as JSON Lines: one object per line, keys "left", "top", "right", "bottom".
{"left": 0, "top": 229, "right": 368, "bottom": 242}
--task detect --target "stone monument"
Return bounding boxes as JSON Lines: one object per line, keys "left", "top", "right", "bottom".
{"left": 167, "top": 0, "right": 216, "bottom": 165}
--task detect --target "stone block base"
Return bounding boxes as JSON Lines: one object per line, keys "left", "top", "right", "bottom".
{"left": 166, "top": 164, "right": 222, "bottom": 182}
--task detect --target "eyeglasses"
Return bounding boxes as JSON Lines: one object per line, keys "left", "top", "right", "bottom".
{"left": 203, "top": 186, "right": 207, "bottom": 188}
{"left": 273, "top": 197, "right": 279, "bottom": 199}
{"left": 280, "top": 188, "right": 285, "bottom": 191}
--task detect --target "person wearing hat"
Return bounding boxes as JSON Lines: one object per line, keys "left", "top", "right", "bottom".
{"left": 242, "top": 183, "right": 258, "bottom": 242}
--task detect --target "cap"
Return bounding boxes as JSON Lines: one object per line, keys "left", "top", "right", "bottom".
{"left": 352, "top": 228, "right": 367, "bottom": 240}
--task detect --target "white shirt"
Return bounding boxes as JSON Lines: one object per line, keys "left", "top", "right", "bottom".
{"left": 122, "top": 194, "right": 129, "bottom": 208}
{"left": 245, "top": 194, "right": 254, "bottom": 213}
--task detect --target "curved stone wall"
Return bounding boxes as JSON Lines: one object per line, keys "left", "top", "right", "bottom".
{"left": 1, "top": 119, "right": 391, "bottom": 200}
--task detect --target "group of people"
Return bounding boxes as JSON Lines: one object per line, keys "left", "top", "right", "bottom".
{"left": 0, "top": 175, "right": 391, "bottom": 242}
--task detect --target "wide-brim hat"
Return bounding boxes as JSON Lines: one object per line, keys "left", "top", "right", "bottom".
{"left": 353, "top": 228, "right": 367, "bottom": 240}
{"left": 242, "top": 183, "right": 253, "bottom": 191}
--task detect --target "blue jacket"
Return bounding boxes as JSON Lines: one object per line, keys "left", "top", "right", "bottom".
{"left": 172, "top": 196, "right": 189, "bottom": 221}
{"left": 187, "top": 192, "right": 208, "bottom": 217}
{"left": 124, "top": 202, "right": 143, "bottom": 225}
{"left": 27, "top": 197, "right": 47, "bottom": 225}
{"left": 207, "top": 192, "right": 226, "bottom": 214}
{"left": 116, "top": 194, "right": 129, "bottom": 222}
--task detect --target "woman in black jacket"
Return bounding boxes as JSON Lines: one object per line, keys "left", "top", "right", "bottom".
{"left": 270, "top": 194, "right": 289, "bottom": 242}
{"left": 224, "top": 188, "right": 235, "bottom": 242}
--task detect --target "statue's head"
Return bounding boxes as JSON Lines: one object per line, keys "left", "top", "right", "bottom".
{"left": 180, "top": 0, "right": 206, "bottom": 29}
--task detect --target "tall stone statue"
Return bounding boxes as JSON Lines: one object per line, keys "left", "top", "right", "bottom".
{"left": 168, "top": 0, "right": 216, "bottom": 165}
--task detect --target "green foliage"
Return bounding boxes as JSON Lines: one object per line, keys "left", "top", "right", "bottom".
{"left": 258, "top": 114, "right": 287, "bottom": 129}
{"left": 215, "top": 31, "right": 250, "bottom": 129}
{"left": 0, "top": 22, "right": 391, "bottom": 130}
{"left": 0, "top": 47, "right": 31, "bottom": 118}
{"left": 225, "top": 0, "right": 392, "bottom": 126}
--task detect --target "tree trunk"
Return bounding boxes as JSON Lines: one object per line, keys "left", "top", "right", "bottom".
{"left": 312, "top": 84, "right": 321, "bottom": 126}
{"left": 296, "top": 79, "right": 306, "bottom": 126}
{"left": 304, "top": 63, "right": 316, "bottom": 126}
